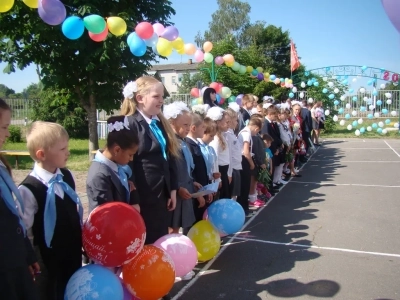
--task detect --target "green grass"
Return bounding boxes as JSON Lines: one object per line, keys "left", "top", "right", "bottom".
{"left": 2, "top": 139, "right": 106, "bottom": 171}
{"left": 321, "top": 118, "right": 400, "bottom": 139}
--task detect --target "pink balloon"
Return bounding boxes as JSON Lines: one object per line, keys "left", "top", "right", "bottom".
{"left": 135, "top": 22, "right": 154, "bottom": 40}
{"left": 152, "top": 23, "right": 165, "bottom": 36}
{"left": 194, "top": 49, "right": 204, "bottom": 62}
{"left": 89, "top": 27, "right": 109, "bottom": 42}
{"left": 153, "top": 234, "right": 197, "bottom": 277}
{"left": 214, "top": 56, "right": 224, "bottom": 65}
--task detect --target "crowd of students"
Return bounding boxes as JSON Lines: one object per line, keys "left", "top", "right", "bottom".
{"left": 0, "top": 76, "right": 321, "bottom": 300}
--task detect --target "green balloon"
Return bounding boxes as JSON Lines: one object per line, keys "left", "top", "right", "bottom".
{"left": 228, "top": 95, "right": 236, "bottom": 103}
{"left": 83, "top": 14, "right": 106, "bottom": 34}
{"left": 204, "top": 53, "right": 213, "bottom": 63}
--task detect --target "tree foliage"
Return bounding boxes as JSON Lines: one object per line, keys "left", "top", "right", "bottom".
{"left": 0, "top": 84, "right": 15, "bottom": 97}
{"left": 177, "top": 71, "right": 203, "bottom": 94}
{"left": 0, "top": 0, "right": 175, "bottom": 152}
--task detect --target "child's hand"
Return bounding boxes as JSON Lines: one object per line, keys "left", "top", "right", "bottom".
{"left": 228, "top": 176, "right": 232, "bottom": 184}
{"left": 207, "top": 194, "right": 213, "bottom": 203}
{"left": 28, "top": 262, "right": 40, "bottom": 280}
{"left": 218, "top": 182, "right": 222, "bottom": 189}
{"left": 193, "top": 182, "right": 202, "bottom": 191}
{"left": 128, "top": 180, "right": 136, "bottom": 192}
{"left": 260, "top": 164, "right": 266, "bottom": 169}
{"left": 167, "top": 191, "right": 177, "bottom": 211}
{"left": 213, "top": 172, "right": 221, "bottom": 179}
{"left": 178, "top": 187, "right": 192, "bottom": 200}
{"left": 275, "top": 150, "right": 279, "bottom": 155}
{"left": 197, "top": 196, "right": 206, "bottom": 208}
{"left": 132, "top": 204, "right": 140, "bottom": 213}
{"left": 250, "top": 162, "right": 255, "bottom": 170}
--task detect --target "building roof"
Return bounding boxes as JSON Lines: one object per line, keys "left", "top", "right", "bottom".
{"left": 149, "top": 62, "right": 199, "bottom": 72}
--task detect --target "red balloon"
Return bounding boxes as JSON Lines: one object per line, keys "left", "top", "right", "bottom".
{"left": 216, "top": 83, "right": 223, "bottom": 93}
{"left": 209, "top": 82, "right": 219, "bottom": 91}
{"left": 135, "top": 22, "right": 154, "bottom": 40}
{"left": 190, "top": 87, "right": 199, "bottom": 98}
{"left": 89, "top": 26, "right": 108, "bottom": 42}
{"left": 83, "top": 202, "right": 146, "bottom": 267}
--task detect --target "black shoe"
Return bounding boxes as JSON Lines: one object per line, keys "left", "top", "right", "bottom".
{"left": 291, "top": 174, "right": 302, "bottom": 177}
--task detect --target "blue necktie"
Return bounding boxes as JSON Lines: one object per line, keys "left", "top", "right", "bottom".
{"left": 149, "top": 119, "right": 167, "bottom": 160}
{"left": 0, "top": 166, "right": 26, "bottom": 235}
{"left": 117, "top": 164, "right": 132, "bottom": 201}
{"left": 44, "top": 174, "right": 83, "bottom": 248}
{"left": 180, "top": 140, "right": 194, "bottom": 178}
{"left": 199, "top": 143, "right": 212, "bottom": 179}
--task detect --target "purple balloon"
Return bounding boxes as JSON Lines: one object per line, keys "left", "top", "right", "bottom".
{"left": 381, "top": 0, "right": 400, "bottom": 34}
{"left": 161, "top": 26, "right": 179, "bottom": 41}
{"left": 236, "top": 94, "right": 243, "bottom": 106}
{"left": 257, "top": 73, "right": 264, "bottom": 81}
{"left": 38, "top": 0, "right": 66, "bottom": 26}
{"left": 214, "top": 56, "right": 224, "bottom": 65}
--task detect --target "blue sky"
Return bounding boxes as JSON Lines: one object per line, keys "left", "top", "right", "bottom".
{"left": 1, "top": 0, "right": 399, "bottom": 92}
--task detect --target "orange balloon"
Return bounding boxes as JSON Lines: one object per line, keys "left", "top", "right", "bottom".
{"left": 203, "top": 41, "right": 213, "bottom": 53}
{"left": 122, "top": 245, "right": 175, "bottom": 300}
{"left": 223, "top": 54, "right": 234, "bottom": 63}
{"left": 184, "top": 43, "right": 196, "bottom": 55}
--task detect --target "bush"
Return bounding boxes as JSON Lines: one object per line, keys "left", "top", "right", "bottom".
{"left": 8, "top": 125, "right": 22, "bottom": 142}
{"left": 322, "top": 116, "right": 336, "bottom": 133}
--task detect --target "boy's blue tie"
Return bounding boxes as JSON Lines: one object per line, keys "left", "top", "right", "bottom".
{"left": 180, "top": 140, "right": 194, "bottom": 178}
{"left": 0, "top": 166, "right": 26, "bottom": 235}
{"left": 149, "top": 119, "right": 167, "bottom": 160}
{"left": 44, "top": 174, "right": 83, "bottom": 248}
{"left": 199, "top": 143, "right": 212, "bottom": 179}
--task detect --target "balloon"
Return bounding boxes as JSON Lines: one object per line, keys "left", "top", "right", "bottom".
{"left": 256, "top": 67, "right": 264, "bottom": 73}
{"left": 334, "top": 88, "right": 339, "bottom": 93}
{"left": 121, "top": 280, "right": 140, "bottom": 300}
{"left": 23, "top": 0, "right": 38, "bottom": 9}
{"left": 207, "top": 199, "right": 245, "bottom": 235}
{"left": 378, "top": 121, "right": 384, "bottom": 128}
{"left": 313, "top": 81, "right": 319, "bottom": 87}
{"left": 209, "top": 82, "right": 219, "bottom": 91}
{"left": 367, "top": 126, "right": 372, "bottom": 131}
{"left": 184, "top": 43, "right": 196, "bottom": 55}
{"left": 355, "top": 129, "right": 360, "bottom": 136}
{"left": 246, "top": 66, "right": 254, "bottom": 73}
{"left": 387, "top": 99, "right": 392, "bottom": 105}
{"left": 358, "top": 118, "right": 363, "bottom": 124}
{"left": 257, "top": 73, "right": 264, "bottom": 80}
{"left": 107, "top": 17, "right": 127, "bottom": 36}
{"left": 216, "top": 83, "right": 223, "bottom": 93}
{"left": 223, "top": 54, "right": 234, "bottom": 63}
{"left": 83, "top": 14, "right": 106, "bottom": 34}
{"left": 187, "top": 220, "right": 220, "bottom": 262}
{"left": 62, "top": 16, "right": 84, "bottom": 40}
{"left": 194, "top": 49, "right": 204, "bottom": 62}
{"left": 333, "top": 115, "right": 338, "bottom": 122}
{"left": 122, "top": 245, "right": 175, "bottom": 300}
{"left": 338, "top": 108, "right": 344, "bottom": 114}
{"left": 328, "top": 94, "right": 335, "bottom": 99}
{"left": 292, "top": 87, "right": 298, "bottom": 93}
{"left": 239, "top": 65, "right": 247, "bottom": 74}
{"left": 382, "top": 109, "right": 388, "bottom": 114}
{"left": 154, "top": 234, "right": 197, "bottom": 277}
{"left": 391, "top": 111, "right": 397, "bottom": 116}
{"left": 299, "top": 92, "right": 304, "bottom": 99}
{"left": 339, "top": 120, "right": 345, "bottom": 126}
{"left": 381, "top": 0, "right": 400, "bottom": 34}
{"left": 345, "top": 113, "right": 351, "bottom": 119}
{"left": 161, "top": 26, "right": 179, "bottom": 41}
{"left": 251, "top": 69, "right": 258, "bottom": 76}
{"left": 171, "top": 37, "right": 184, "bottom": 50}
{"left": 156, "top": 38, "right": 173, "bottom": 57}
{"left": 176, "top": 47, "right": 185, "bottom": 55}
{"left": 360, "top": 127, "right": 365, "bottom": 133}
{"left": 228, "top": 95, "right": 236, "bottom": 103}
{"left": 203, "top": 41, "right": 213, "bottom": 53}
{"left": 0, "top": 0, "right": 14, "bottom": 12}
{"left": 236, "top": 94, "right": 243, "bottom": 106}
{"left": 65, "top": 265, "right": 123, "bottom": 300}
{"left": 322, "top": 88, "right": 328, "bottom": 94}
{"left": 352, "top": 96, "right": 357, "bottom": 101}
{"left": 382, "top": 129, "right": 388, "bottom": 135}
{"left": 129, "top": 33, "right": 147, "bottom": 57}
{"left": 89, "top": 26, "right": 109, "bottom": 42}
{"left": 135, "top": 21, "right": 154, "bottom": 39}
{"left": 325, "top": 110, "right": 330, "bottom": 116}
{"left": 347, "top": 125, "right": 353, "bottom": 130}
{"left": 377, "top": 128, "right": 383, "bottom": 134}
{"left": 352, "top": 110, "right": 357, "bottom": 117}
{"left": 300, "top": 82, "right": 306, "bottom": 88}
{"left": 231, "top": 62, "right": 240, "bottom": 71}
{"left": 38, "top": 0, "right": 67, "bottom": 26}
{"left": 204, "top": 52, "right": 214, "bottom": 63}
{"left": 214, "top": 56, "right": 224, "bottom": 65}
{"left": 359, "top": 88, "right": 366, "bottom": 93}
{"left": 190, "top": 88, "right": 200, "bottom": 98}
{"left": 376, "top": 100, "right": 382, "bottom": 106}
{"left": 334, "top": 100, "right": 339, "bottom": 105}
{"left": 153, "top": 23, "right": 165, "bottom": 36}
{"left": 144, "top": 32, "right": 158, "bottom": 47}
{"left": 82, "top": 202, "right": 146, "bottom": 267}
{"left": 289, "top": 92, "right": 294, "bottom": 98}
{"left": 220, "top": 87, "right": 232, "bottom": 98}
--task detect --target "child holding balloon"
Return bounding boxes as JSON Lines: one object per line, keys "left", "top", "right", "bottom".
{"left": 121, "top": 77, "right": 179, "bottom": 245}
{"left": 86, "top": 116, "right": 140, "bottom": 213}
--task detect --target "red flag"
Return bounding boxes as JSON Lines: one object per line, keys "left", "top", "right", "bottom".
{"left": 290, "top": 40, "right": 300, "bottom": 72}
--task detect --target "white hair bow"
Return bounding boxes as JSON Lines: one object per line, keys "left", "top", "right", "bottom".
{"left": 108, "top": 116, "right": 130, "bottom": 132}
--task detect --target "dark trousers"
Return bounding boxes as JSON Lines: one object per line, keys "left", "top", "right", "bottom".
{"left": 0, "top": 266, "right": 39, "bottom": 300}
{"left": 237, "top": 156, "right": 251, "bottom": 212}
{"left": 302, "top": 131, "right": 311, "bottom": 152}
{"left": 218, "top": 165, "right": 231, "bottom": 199}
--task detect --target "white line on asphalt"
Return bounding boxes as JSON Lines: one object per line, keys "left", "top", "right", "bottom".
{"left": 384, "top": 140, "right": 400, "bottom": 158}
{"left": 170, "top": 142, "right": 324, "bottom": 299}
{"left": 319, "top": 148, "right": 392, "bottom": 150}
{"left": 309, "top": 160, "right": 400, "bottom": 163}
{"left": 231, "top": 237, "right": 400, "bottom": 258}
{"left": 289, "top": 181, "right": 400, "bottom": 188}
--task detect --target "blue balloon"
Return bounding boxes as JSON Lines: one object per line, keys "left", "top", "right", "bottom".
{"left": 305, "top": 71, "right": 310, "bottom": 76}
{"left": 334, "top": 100, "right": 339, "bottom": 105}
{"left": 216, "top": 94, "right": 222, "bottom": 104}
{"left": 338, "top": 108, "right": 344, "bottom": 114}
{"left": 367, "top": 80, "right": 373, "bottom": 86}
{"left": 129, "top": 33, "right": 147, "bottom": 56}
{"left": 377, "top": 128, "right": 383, "bottom": 133}
{"left": 289, "top": 92, "right": 294, "bottom": 98}
{"left": 372, "top": 123, "right": 378, "bottom": 128}
{"left": 322, "top": 88, "right": 328, "bottom": 94}
{"left": 144, "top": 32, "right": 158, "bottom": 47}
{"left": 127, "top": 32, "right": 135, "bottom": 46}
{"left": 269, "top": 74, "right": 276, "bottom": 80}
{"left": 65, "top": 265, "right": 123, "bottom": 300}
{"left": 360, "top": 106, "right": 366, "bottom": 112}
{"left": 342, "top": 79, "right": 348, "bottom": 85}
{"left": 325, "top": 67, "right": 330, "bottom": 71}
{"left": 352, "top": 121, "right": 358, "bottom": 127}
{"left": 361, "top": 65, "right": 368, "bottom": 71}
{"left": 376, "top": 100, "right": 382, "bottom": 106}
{"left": 313, "top": 81, "right": 319, "bottom": 86}
{"left": 345, "top": 113, "right": 351, "bottom": 119}
{"left": 385, "top": 119, "right": 391, "bottom": 124}
{"left": 372, "top": 91, "right": 378, "bottom": 96}
{"left": 352, "top": 96, "right": 357, "bottom": 101}
{"left": 208, "top": 199, "right": 245, "bottom": 235}
{"left": 360, "top": 127, "right": 365, "bottom": 133}
{"left": 280, "top": 78, "right": 285, "bottom": 83}
{"left": 311, "top": 77, "right": 317, "bottom": 82}
{"left": 382, "top": 109, "right": 388, "bottom": 114}
{"left": 367, "top": 113, "right": 373, "bottom": 119}
{"left": 328, "top": 94, "right": 335, "bottom": 99}
{"left": 307, "top": 80, "right": 312, "bottom": 86}
{"left": 251, "top": 69, "right": 259, "bottom": 76}
{"left": 349, "top": 88, "right": 354, "bottom": 93}
{"left": 62, "top": 16, "right": 84, "bottom": 40}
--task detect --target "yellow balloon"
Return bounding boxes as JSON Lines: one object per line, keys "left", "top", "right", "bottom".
{"left": 23, "top": 0, "right": 38, "bottom": 8}
{"left": 225, "top": 61, "right": 234, "bottom": 67}
{"left": 106, "top": 17, "right": 127, "bottom": 36}
{"left": 264, "top": 72, "right": 270, "bottom": 78}
{"left": 246, "top": 66, "right": 253, "bottom": 73}
{"left": 256, "top": 67, "right": 264, "bottom": 73}
{"left": 187, "top": 220, "right": 220, "bottom": 262}
{"left": 196, "top": 97, "right": 203, "bottom": 105}
{"left": 171, "top": 37, "right": 184, "bottom": 50}
{"left": 157, "top": 37, "right": 173, "bottom": 57}
{"left": 0, "top": 0, "right": 14, "bottom": 12}
{"left": 176, "top": 47, "right": 185, "bottom": 55}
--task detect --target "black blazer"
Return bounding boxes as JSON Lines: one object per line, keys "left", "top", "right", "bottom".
{"left": 239, "top": 108, "right": 251, "bottom": 131}
{"left": 127, "top": 111, "right": 178, "bottom": 206}
{"left": 261, "top": 119, "right": 282, "bottom": 155}
{"left": 185, "top": 137, "right": 209, "bottom": 186}
{"left": 301, "top": 107, "right": 312, "bottom": 133}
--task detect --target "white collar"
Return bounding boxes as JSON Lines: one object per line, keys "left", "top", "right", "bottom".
{"left": 186, "top": 136, "right": 199, "bottom": 144}
{"left": 137, "top": 109, "right": 160, "bottom": 125}
{"left": 95, "top": 150, "right": 118, "bottom": 173}
{"left": 33, "top": 163, "right": 63, "bottom": 183}
{"left": 197, "top": 138, "right": 206, "bottom": 145}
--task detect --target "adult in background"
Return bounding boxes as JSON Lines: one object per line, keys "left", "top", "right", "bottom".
{"left": 202, "top": 88, "right": 218, "bottom": 107}
{"left": 300, "top": 100, "right": 312, "bottom": 161}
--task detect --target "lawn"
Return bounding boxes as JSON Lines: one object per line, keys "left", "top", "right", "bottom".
{"left": 2, "top": 139, "right": 106, "bottom": 171}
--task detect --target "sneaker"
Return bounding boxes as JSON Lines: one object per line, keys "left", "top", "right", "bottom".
{"left": 257, "top": 194, "right": 268, "bottom": 202}
{"left": 249, "top": 199, "right": 265, "bottom": 207}
{"left": 283, "top": 169, "right": 290, "bottom": 175}
{"left": 181, "top": 270, "right": 195, "bottom": 280}
{"left": 279, "top": 179, "right": 288, "bottom": 185}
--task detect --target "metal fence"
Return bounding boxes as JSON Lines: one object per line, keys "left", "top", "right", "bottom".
{"left": 294, "top": 90, "right": 399, "bottom": 119}
{"left": 3, "top": 98, "right": 34, "bottom": 125}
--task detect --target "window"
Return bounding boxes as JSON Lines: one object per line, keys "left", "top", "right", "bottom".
{"left": 172, "top": 76, "right": 176, "bottom": 84}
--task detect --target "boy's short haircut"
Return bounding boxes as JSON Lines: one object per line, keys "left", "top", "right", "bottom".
{"left": 190, "top": 112, "right": 204, "bottom": 126}
{"left": 27, "top": 121, "right": 69, "bottom": 160}
{"left": 263, "top": 106, "right": 278, "bottom": 116}
{"left": 262, "top": 133, "right": 274, "bottom": 142}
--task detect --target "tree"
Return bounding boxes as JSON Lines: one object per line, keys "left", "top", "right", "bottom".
{"left": 0, "top": 1, "right": 175, "bottom": 154}
{"left": 177, "top": 72, "right": 203, "bottom": 94}
{"left": 0, "top": 84, "right": 15, "bottom": 97}
{"left": 22, "top": 83, "right": 42, "bottom": 99}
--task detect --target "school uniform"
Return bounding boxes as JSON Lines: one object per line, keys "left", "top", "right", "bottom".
{"left": 224, "top": 129, "right": 242, "bottom": 198}
{"left": 86, "top": 150, "right": 138, "bottom": 213}
{"left": 0, "top": 164, "right": 39, "bottom": 300}
{"left": 127, "top": 110, "right": 178, "bottom": 244}
{"left": 239, "top": 108, "right": 251, "bottom": 131}
{"left": 300, "top": 107, "right": 312, "bottom": 152}
{"left": 19, "top": 165, "right": 82, "bottom": 300}
{"left": 237, "top": 127, "right": 253, "bottom": 212}
{"left": 169, "top": 137, "right": 196, "bottom": 230}
{"left": 252, "top": 134, "right": 266, "bottom": 176}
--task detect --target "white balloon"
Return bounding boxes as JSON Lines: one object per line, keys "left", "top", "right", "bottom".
{"left": 358, "top": 118, "right": 363, "bottom": 124}
{"left": 323, "top": 76, "right": 328, "bottom": 81}
{"left": 391, "top": 111, "right": 397, "bottom": 116}
{"left": 394, "top": 123, "right": 399, "bottom": 128}
{"left": 308, "top": 98, "right": 314, "bottom": 103}
{"left": 299, "top": 92, "right": 305, "bottom": 98}
{"left": 359, "top": 88, "right": 366, "bottom": 93}
{"left": 328, "top": 82, "right": 334, "bottom": 87}
{"left": 346, "top": 103, "right": 351, "bottom": 109}
{"left": 382, "top": 129, "right": 388, "bottom": 135}
{"left": 368, "top": 105, "right": 375, "bottom": 110}
{"left": 385, "top": 93, "right": 392, "bottom": 98}
{"left": 339, "top": 120, "right": 345, "bottom": 126}
{"left": 292, "top": 87, "right": 297, "bottom": 93}
{"left": 352, "top": 110, "right": 357, "bottom": 116}
{"left": 355, "top": 129, "right": 360, "bottom": 136}
{"left": 352, "top": 78, "right": 357, "bottom": 82}
{"left": 340, "top": 95, "right": 346, "bottom": 101}
{"left": 334, "top": 88, "right": 339, "bottom": 94}
{"left": 386, "top": 99, "right": 392, "bottom": 105}
{"left": 378, "top": 121, "right": 384, "bottom": 128}
{"left": 325, "top": 110, "right": 330, "bottom": 116}
{"left": 374, "top": 112, "right": 380, "bottom": 117}
{"left": 363, "top": 96, "right": 368, "bottom": 101}
{"left": 347, "top": 125, "right": 353, "bottom": 130}
{"left": 380, "top": 83, "right": 386, "bottom": 89}
{"left": 301, "top": 82, "right": 306, "bottom": 88}
{"left": 367, "top": 126, "right": 372, "bottom": 131}
{"left": 333, "top": 115, "right": 338, "bottom": 122}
